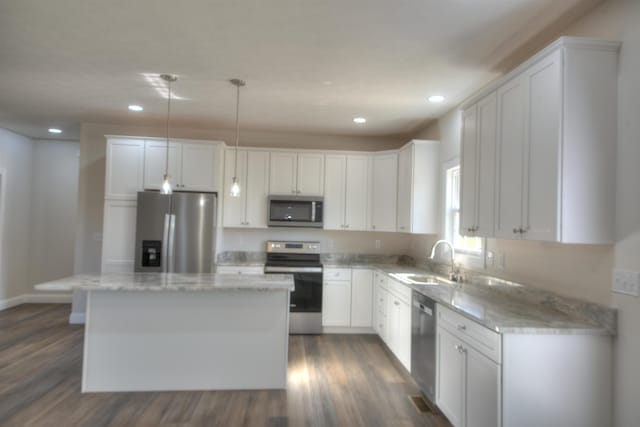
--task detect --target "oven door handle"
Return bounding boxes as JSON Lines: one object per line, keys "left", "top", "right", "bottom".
{"left": 264, "top": 266, "right": 323, "bottom": 274}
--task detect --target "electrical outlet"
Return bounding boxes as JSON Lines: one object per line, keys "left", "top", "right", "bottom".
{"left": 375, "top": 240, "right": 381, "bottom": 249}
{"left": 612, "top": 269, "right": 640, "bottom": 296}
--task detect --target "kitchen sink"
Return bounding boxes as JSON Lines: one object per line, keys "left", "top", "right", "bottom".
{"left": 390, "top": 273, "right": 454, "bottom": 286}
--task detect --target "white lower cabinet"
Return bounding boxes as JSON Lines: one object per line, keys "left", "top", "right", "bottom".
{"left": 437, "top": 326, "right": 500, "bottom": 427}
{"left": 350, "top": 269, "right": 373, "bottom": 327}
{"left": 323, "top": 268, "right": 373, "bottom": 329}
{"left": 101, "top": 200, "right": 137, "bottom": 273}
{"left": 436, "top": 303, "right": 612, "bottom": 427}
{"left": 322, "top": 276, "right": 352, "bottom": 327}
{"left": 373, "top": 273, "right": 412, "bottom": 372}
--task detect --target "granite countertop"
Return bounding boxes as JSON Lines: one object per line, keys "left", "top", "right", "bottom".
{"left": 34, "top": 273, "right": 294, "bottom": 292}
{"left": 371, "top": 265, "right": 616, "bottom": 336}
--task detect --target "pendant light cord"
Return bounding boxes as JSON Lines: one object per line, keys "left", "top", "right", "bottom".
{"left": 234, "top": 81, "right": 241, "bottom": 178}
{"left": 165, "top": 78, "right": 172, "bottom": 177}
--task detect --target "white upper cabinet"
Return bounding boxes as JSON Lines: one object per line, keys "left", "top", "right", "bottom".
{"left": 144, "top": 140, "right": 221, "bottom": 192}
{"left": 269, "top": 151, "right": 298, "bottom": 195}
{"left": 143, "top": 140, "right": 181, "bottom": 191}
{"left": 396, "top": 140, "right": 440, "bottom": 234}
{"left": 460, "top": 92, "right": 497, "bottom": 238}
{"left": 369, "top": 152, "right": 398, "bottom": 232}
{"left": 180, "top": 143, "right": 220, "bottom": 191}
{"left": 324, "top": 154, "right": 369, "bottom": 231}
{"left": 105, "top": 138, "right": 144, "bottom": 200}
{"left": 324, "top": 155, "right": 347, "bottom": 230}
{"left": 269, "top": 151, "right": 324, "bottom": 196}
{"left": 490, "top": 38, "right": 619, "bottom": 243}
{"left": 223, "top": 149, "right": 269, "bottom": 228}
{"left": 297, "top": 153, "right": 325, "bottom": 196}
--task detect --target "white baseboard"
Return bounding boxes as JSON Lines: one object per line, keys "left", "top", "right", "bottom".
{"left": 322, "top": 326, "right": 376, "bottom": 334}
{"left": 24, "top": 293, "right": 72, "bottom": 303}
{"left": 69, "top": 312, "right": 86, "bottom": 324}
{"left": 0, "top": 292, "right": 72, "bottom": 312}
{"left": 0, "top": 295, "right": 26, "bottom": 311}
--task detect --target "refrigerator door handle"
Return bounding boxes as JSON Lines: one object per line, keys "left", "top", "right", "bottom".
{"left": 162, "top": 214, "right": 170, "bottom": 273}
{"left": 168, "top": 214, "right": 176, "bottom": 273}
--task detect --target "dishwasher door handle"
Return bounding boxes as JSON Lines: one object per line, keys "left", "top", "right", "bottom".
{"left": 413, "top": 300, "right": 433, "bottom": 316}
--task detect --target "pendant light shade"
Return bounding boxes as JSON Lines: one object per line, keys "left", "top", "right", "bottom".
{"left": 230, "top": 78, "right": 245, "bottom": 197}
{"left": 160, "top": 74, "right": 177, "bottom": 194}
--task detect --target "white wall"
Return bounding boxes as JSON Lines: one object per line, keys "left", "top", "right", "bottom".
{"left": 29, "top": 140, "right": 79, "bottom": 286}
{"left": 562, "top": 1, "right": 640, "bottom": 425}
{"left": 410, "top": 2, "right": 640, "bottom": 424}
{"left": 0, "top": 128, "right": 34, "bottom": 301}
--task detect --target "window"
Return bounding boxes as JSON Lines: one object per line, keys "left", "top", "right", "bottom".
{"left": 444, "top": 165, "right": 482, "bottom": 255}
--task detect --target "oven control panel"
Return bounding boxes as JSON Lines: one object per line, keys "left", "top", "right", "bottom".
{"left": 267, "top": 241, "right": 320, "bottom": 253}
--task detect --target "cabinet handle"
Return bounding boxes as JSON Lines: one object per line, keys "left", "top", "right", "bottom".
{"left": 394, "top": 301, "right": 400, "bottom": 306}
{"left": 513, "top": 227, "right": 519, "bottom": 234}
{"left": 372, "top": 225, "right": 376, "bottom": 230}
{"left": 457, "top": 324, "right": 466, "bottom": 331}
{"left": 345, "top": 224, "right": 349, "bottom": 229}
{"left": 455, "top": 344, "right": 467, "bottom": 354}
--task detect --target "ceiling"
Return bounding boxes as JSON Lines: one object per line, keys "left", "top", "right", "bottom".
{"left": 0, "top": 0, "right": 600, "bottom": 140}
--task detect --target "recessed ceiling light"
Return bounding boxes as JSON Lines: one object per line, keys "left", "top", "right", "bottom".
{"left": 48, "top": 128, "right": 62, "bottom": 134}
{"left": 353, "top": 117, "right": 367, "bottom": 124}
{"left": 428, "top": 95, "right": 445, "bottom": 103}
{"left": 128, "top": 104, "right": 144, "bottom": 112}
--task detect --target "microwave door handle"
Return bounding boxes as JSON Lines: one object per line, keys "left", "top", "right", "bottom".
{"left": 311, "top": 201, "right": 316, "bottom": 222}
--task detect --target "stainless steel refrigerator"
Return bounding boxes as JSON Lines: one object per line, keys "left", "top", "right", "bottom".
{"left": 134, "top": 191, "right": 217, "bottom": 273}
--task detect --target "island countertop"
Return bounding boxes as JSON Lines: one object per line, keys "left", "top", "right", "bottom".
{"left": 34, "top": 273, "right": 294, "bottom": 292}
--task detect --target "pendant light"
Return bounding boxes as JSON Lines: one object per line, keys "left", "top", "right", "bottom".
{"left": 229, "top": 78, "right": 245, "bottom": 197}
{"left": 160, "top": 74, "right": 178, "bottom": 194}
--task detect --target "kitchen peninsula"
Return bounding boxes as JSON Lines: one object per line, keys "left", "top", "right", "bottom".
{"left": 36, "top": 273, "right": 293, "bottom": 392}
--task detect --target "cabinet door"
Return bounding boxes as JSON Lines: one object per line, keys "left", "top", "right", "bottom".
{"left": 222, "top": 149, "right": 247, "bottom": 227}
{"left": 465, "top": 345, "right": 501, "bottom": 427}
{"left": 297, "top": 153, "right": 325, "bottom": 195}
{"left": 323, "top": 155, "right": 346, "bottom": 230}
{"left": 344, "top": 155, "right": 369, "bottom": 231}
{"left": 269, "top": 151, "right": 298, "bottom": 195}
{"left": 522, "top": 50, "right": 561, "bottom": 241}
{"left": 244, "top": 150, "right": 270, "bottom": 228}
{"left": 101, "top": 200, "right": 137, "bottom": 272}
{"left": 144, "top": 141, "right": 181, "bottom": 191}
{"left": 397, "top": 300, "right": 412, "bottom": 371}
{"left": 475, "top": 92, "right": 498, "bottom": 237}
{"left": 396, "top": 144, "right": 412, "bottom": 232}
{"left": 322, "top": 280, "right": 352, "bottom": 327}
{"left": 460, "top": 105, "right": 478, "bottom": 235}
{"left": 180, "top": 143, "right": 218, "bottom": 191}
{"left": 385, "top": 294, "right": 398, "bottom": 350}
{"left": 350, "top": 269, "right": 373, "bottom": 327}
{"left": 437, "top": 327, "right": 465, "bottom": 427}
{"left": 495, "top": 75, "right": 526, "bottom": 239}
{"left": 370, "top": 153, "right": 398, "bottom": 232}
{"left": 105, "top": 139, "right": 144, "bottom": 200}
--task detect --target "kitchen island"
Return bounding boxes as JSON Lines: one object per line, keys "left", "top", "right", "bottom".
{"left": 35, "top": 273, "right": 294, "bottom": 392}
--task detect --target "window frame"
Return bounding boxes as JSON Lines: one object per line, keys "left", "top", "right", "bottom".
{"left": 441, "top": 158, "right": 485, "bottom": 269}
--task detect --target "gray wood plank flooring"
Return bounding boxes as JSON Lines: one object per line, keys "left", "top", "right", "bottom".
{"left": 0, "top": 304, "right": 451, "bottom": 427}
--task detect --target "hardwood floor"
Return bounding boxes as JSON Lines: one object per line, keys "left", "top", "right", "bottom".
{"left": 0, "top": 304, "right": 451, "bottom": 427}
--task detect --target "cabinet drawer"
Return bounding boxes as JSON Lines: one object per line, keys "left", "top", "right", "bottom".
{"left": 216, "top": 266, "right": 264, "bottom": 275}
{"left": 438, "top": 304, "right": 501, "bottom": 363}
{"left": 324, "top": 268, "right": 351, "bottom": 281}
{"left": 387, "top": 278, "right": 412, "bottom": 305}
{"left": 374, "top": 271, "right": 389, "bottom": 289}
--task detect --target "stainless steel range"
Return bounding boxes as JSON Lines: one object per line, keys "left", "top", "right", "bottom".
{"left": 264, "top": 241, "right": 322, "bottom": 334}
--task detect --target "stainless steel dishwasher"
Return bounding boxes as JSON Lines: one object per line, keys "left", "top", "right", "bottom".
{"left": 411, "top": 290, "right": 437, "bottom": 403}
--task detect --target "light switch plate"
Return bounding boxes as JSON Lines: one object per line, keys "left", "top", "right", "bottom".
{"left": 612, "top": 269, "right": 640, "bottom": 297}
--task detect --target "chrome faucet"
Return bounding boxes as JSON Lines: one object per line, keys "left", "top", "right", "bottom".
{"left": 428, "top": 240, "right": 460, "bottom": 281}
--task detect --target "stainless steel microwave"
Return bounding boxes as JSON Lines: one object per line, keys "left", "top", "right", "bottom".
{"left": 268, "top": 196, "right": 323, "bottom": 228}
